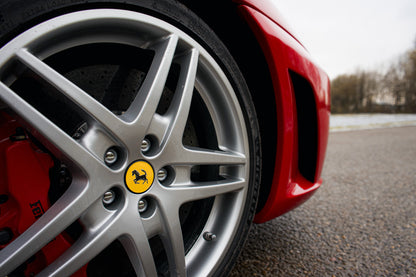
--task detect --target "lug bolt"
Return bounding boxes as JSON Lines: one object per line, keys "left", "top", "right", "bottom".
{"left": 103, "top": 190, "right": 116, "bottom": 205}
{"left": 157, "top": 168, "right": 168, "bottom": 182}
{"left": 138, "top": 199, "right": 148, "bottom": 213}
{"left": 104, "top": 149, "right": 117, "bottom": 165}
{"left": 203, "top": 232, "right": 217, "bottom": 241}
{"left": 141, "top": 138, "right": 151, "bottom": 153}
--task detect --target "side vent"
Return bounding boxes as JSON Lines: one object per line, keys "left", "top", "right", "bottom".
{"left": 290, "top": 71, "right": 318, "bottom": 183}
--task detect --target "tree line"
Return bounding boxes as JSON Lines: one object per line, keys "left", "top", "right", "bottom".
{"left": 331, "top": 44, "right": 416, "bottom": 113}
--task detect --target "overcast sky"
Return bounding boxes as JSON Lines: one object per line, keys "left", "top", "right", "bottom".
{"left": 274, "top": 0, "right": 416, "bottom": 79}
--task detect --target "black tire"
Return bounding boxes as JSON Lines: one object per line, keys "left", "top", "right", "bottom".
{"left": 0, "top": 0, "right": 261, "bottom": 276}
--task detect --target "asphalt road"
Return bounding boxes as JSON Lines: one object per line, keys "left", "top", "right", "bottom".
{"left": 230, "top": 126, "right": 416, "bottom": 276}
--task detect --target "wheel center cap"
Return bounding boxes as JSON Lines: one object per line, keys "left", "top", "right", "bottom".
{"left": 124, "top": 160, "right": 154, "bottom": 194}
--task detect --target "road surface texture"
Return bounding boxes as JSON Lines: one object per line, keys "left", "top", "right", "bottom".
{"left": 230, "top": 126, "right": 416, "bottom": 276}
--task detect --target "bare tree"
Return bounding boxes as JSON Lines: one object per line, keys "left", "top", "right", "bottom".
{"left": 403, "top": 48, "right": 416, "bottom": 112}
{"left": 331, "top": 39, "right": 416, "bottom": 114}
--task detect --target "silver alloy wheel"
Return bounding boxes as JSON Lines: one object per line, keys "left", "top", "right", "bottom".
{"left": 0, "top": 9, "right": 250, "bottom": 276}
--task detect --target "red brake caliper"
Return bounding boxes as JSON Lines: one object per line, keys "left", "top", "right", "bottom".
{"left": 0, "top": 112, "right": 87, "bottom": 276}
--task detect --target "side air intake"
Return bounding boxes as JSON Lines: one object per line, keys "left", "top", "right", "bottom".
{"left": 290, "top": 71, "right": 318, "bottom": 183}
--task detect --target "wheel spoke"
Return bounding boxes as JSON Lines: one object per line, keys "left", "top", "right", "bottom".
{"left": 161, "top": 49, "right": 199, "bottom": 146}
{"left": 159, "top": 204, "right": 186, "bottom": 277}
{"left": 37, "top": 218, "right": 120, "bottom": 277}
{"left": 119, "top": 218, "right": 158, "bottom": 276}
{"left": 167, "top": 178, "right": 246, "bottom": 204}
{"left": 15, "top": 49, "right": 125, "bottom": 137}
{"left": 141, "top": 206, "right": 164, "bottom": 238}
{"left": 0, "top": 184, "right": 96, "bottom": 276}
{"left": 169, "top": 146, "right": 246, "bottom": 166}
{"left": 147, "top": 113, "right": 170, "bottom": 141}
{"left": 123, "top": 35, "right": 178, "bottom": 134}
{"left": 0, "top": 81, "right": 106, "bottom": 173}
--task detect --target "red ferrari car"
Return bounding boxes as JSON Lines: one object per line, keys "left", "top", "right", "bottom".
{"left": 0, "top": 0, "right": 330, "bottom": 276}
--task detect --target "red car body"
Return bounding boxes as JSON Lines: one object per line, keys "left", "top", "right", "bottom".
{"left": 0, "top": 0, "right": 330, "bottom": 275}
{"left": 236, "top": 0, "right": 330, "bottom": 222}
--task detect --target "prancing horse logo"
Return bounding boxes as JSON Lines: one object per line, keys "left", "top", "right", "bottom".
{"left": 132, "top": 169, "right": 148, "bottom": 184}
{"left": 125, "top": 160, "right": 154, "bottom": 194}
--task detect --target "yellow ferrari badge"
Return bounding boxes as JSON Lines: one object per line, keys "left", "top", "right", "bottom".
{"left": 125, "top": 160, "right": 154, "bottom": 194}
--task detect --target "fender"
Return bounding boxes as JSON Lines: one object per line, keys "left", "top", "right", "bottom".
{"left": 235, "top": 1, "right": 330, "bottom": 223}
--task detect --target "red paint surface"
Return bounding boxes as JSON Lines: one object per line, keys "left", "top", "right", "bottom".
{"left": 236, "top": 5, "right": 330, "bottom": 223}
{"left": 234, "top": 0, "right": 304, "bottom": 48}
